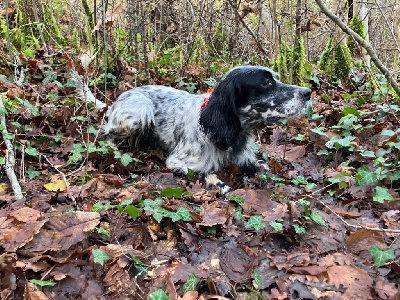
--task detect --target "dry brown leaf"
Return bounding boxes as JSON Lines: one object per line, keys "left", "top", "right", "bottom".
{"left": 198, "top": 201, "right": 230, "bottom": 227}
{"left": 19, "top": 211, "right": 100, "bottom": 256}
{"left": 24, "top": 282, "right": 49, "bottom": 300}
{"left": 345, "top": 228, "right": 386, "bottom": 253}
{"left": 181, "top": 290, "right": 199, "bottom": 300}
{"left": 326, "top": 265, "right": 373, "bottom": 298}
{"left": 268, "top": 249, "right": 310, "bottom": 270}
{"left": 164, "top": 272, "right": 178, "bottom": 299}
{"left": 372, "top": 276, "right": 399, "bottom": 300}
{"left": 220, "top": 245, "right": 258, "bottom": 283}
{"left": 230, "top": 189, "right": 277, "bottom": 215}
{"left": 104, "top": 262, "right": 135, "bottom": 297}
{"left": 154, "top": 261, "right": 207, "bottom": 283}
{"left": 9, "top": 207, "right": 41, "bottom": 223}
{"left": 283, "top": 145, "right": 306, "bottom": 162}
{"left": 0, "top": 211, "right": 47, "bottom": 252}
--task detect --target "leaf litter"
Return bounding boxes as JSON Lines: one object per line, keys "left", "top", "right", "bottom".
{"left": 0, "top": 52, "right": 399, "bottom": 299}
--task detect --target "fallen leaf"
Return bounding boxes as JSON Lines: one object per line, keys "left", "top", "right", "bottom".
{"left": 198, "top": 201, "right": 230, "bottom": 227}
{"left": 283, "top": 145, "right": 306, "bottom": 161}
{"left": 44, "top": 179, "right": 67, "bottom": 192}
{"left": 345, "top": 228, "right": 386, "bottom": 253}
{"left": 220, "top": 245, "right": 258, "bottom": 283}
{"left": 0, "top": 183, "right": 9, "bottom": 192}
{"left": 19, "top": 211, "right": 100, "bottom": 256}
{"left": 24, "top": 282, "right": 50, "bottom": 300}
{"left": 326, "top": 265, "right": 373, "bottom": 298}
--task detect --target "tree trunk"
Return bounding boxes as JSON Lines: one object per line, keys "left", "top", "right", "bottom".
{"left": 393, "top": 2, "right": 400, "bottom": 72}
{"left": 353, "top": 0, "right": 370, "bottom": 66}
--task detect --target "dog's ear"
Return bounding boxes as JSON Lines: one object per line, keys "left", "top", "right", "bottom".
{"left": 200, "top": 78, "right": 241, "bottom": 150}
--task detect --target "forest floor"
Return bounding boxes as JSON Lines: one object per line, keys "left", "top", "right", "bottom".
{"left": 0, "top": 47, "right": 399, "bottom": 299}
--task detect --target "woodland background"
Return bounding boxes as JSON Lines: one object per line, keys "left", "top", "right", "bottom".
{"left": 0, "top": 0, "right": 399, "bottom": 299}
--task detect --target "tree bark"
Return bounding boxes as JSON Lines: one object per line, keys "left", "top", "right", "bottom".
{"left": 392, "top": 2, "right": 400, "bottom": 72}
{"left": 315, "top": 0, "right": 400, "bottom": 97}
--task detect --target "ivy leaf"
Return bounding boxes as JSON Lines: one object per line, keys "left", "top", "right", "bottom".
{"left": 182, "top": 273, "right": 200, "bottom": 294}
{"left": 269, "top": 220, "right": 283, "bottom": 232}
{"left": 373, "top": 186, "right": 394, "bottom": 203}
{"left": 26, "top": 145, "right": 40, "bottom": 157}
{"left": 355, "top": 165, "right": 378, "bottom": 185}
{"left": 91, "top": 202, "right": 112, "bottom": 212}
{"left": 226, "top": 193, "right": 245, "bottom": 203}
{"left": 67, "top": 143, "right": 85, "bottom": 165}
{"left": 130, "top": 253, "right": 148, "bottom": 273}
{"left": 292, "top": 223, "right": 306, "bottom": 234}
{"left": 253, "top": 269, "right": 261, "bottom": 289}
{"left": 172, "top": 207, "right": 192, "bottom": 222}
{"left": 225, "top": 194, "right": 244, "bottom": 205}
{"left": 16, "top": 97, "right": 40, "bottom": 116}
{"left": 115, "top": 153, "right": 133, "bottom": 166}
{"left": 29, "top": 279, "right": 56, "bottom": 287}
{"left": 311, "top": 211, "right": 327, "bottom": 227}
{"left": 310, "top": 127, "right": 327, "bottom": 136}
{"left": 235, "top": 207, "right": 245, "bottom": 220}
{"left": 92, "top": 249, "right": 112, "bottom": 266}
{"left": 245, "top": 215, "right": 266, "bottom": 231}
{"left": 122, "top": 205, "right": 141, "bottom": 220}
{"left": 143, "top": 198, "right": 167, "bottom": 223}
{"left": 149, "top": 289, "right": 172, "bottom": 300}
{"left": 368, "top": 246, "right": 395, "bottom": 267}
{"left": 26, "top": 167, "right": 41, "bottom": 179}
{"left": 96, "top": 227, "right": 111, "bottom": 238}
{"left": 161, "top": 187, "right": 183, "bottom": 198}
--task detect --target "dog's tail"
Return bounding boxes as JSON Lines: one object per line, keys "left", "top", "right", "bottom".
{"left": 70, "top": 70, "right": 107, "bottom": 110}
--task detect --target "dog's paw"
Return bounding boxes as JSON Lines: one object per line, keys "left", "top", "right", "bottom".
{"left": 256, "top": 161, "right": 270, "bottom": 174}
{"left": 218, "top": 183, "right": 233, "bottom": 195}
{"left": 203, "top": 173, "right": 233, "bottom": 195}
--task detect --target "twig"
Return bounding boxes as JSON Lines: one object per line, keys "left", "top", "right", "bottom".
{"left": 0, "top": 93, "right": 24, "bottom": 200}
{"left": 227, "top": 0, "right": 270, "bottom": 59}
{"left": 315, "top": 0, "right": 400, "bottom": 97}
{"left": 305, "top": 192, "right": 400, "bottom": 234}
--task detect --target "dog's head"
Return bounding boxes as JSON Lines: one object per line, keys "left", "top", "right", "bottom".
{"left": 200, "top": 65, "right": 311, "bottom": 150}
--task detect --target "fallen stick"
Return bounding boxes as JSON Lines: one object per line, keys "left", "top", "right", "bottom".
{"left": 0, "top": 93, "right": 23, "bottom": 200}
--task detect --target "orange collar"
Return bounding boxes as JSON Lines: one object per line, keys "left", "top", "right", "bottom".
{"left": 201, "top": 89, "right": 213, "bottom": 108}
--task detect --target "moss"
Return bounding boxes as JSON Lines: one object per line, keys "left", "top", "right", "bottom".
{"left": 333, "top": 43, "right": 352, "bottom": 82}
{"left": 211, "top": 22, "right": 229, "bottom": 56}
{"left": 291, "top": 36, "right": 306, "bottom": 86}
{"left": 0, "top": 15, "right": 7, "bottom": 38}
{"left": 318, "top": 38, "right": 353, "bottom": 82}
{"left": 192, "top": 34, "right": 206, "bottom": 63}
{"left": 347, "top": 15, "right": 367, "bottom": 58}
{"left": 318, "top": 37, "right": 333, "bottom": 74}
{"left": 72, "top": 28, "right": 81, "bottom": 51}
{"left": 277, "top": 40, "right": 289, "bottom": 83}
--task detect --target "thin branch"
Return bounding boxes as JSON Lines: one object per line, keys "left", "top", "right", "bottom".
{"left": 315, "top": 0, "right": 400, "bottom": 97}
{"left": 305, "top": 191, "right": 400, "bottom": 234}
{"left": 0, "top": 93, "right": 23, "bottom": 200}
{"left": 227, "top": 0, "right": 270, "bottom": 59}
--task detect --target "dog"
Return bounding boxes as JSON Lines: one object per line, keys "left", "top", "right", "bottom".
{"left": 72, "top": 66, "right": 311, "bottom": 193}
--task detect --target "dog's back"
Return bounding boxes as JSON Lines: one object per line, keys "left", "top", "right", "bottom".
{"left": 104, "top": 86, "right": 204, "bottom": 150}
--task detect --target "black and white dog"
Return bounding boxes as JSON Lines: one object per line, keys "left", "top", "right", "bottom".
{"left": 73, "top": 66, "right": 311, "bottom": 193}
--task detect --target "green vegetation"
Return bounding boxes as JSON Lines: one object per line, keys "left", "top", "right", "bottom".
{"left": 318, "top": 37, "right": 353, "bottom": 82}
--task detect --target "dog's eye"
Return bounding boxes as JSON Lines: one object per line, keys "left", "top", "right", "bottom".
{"left": 261, "top": 81, "right": 271, "bottom": 88}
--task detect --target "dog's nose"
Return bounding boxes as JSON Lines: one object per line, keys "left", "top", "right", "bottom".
{"left": 301, "top": 88, "right": 312, "bottom": 100}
